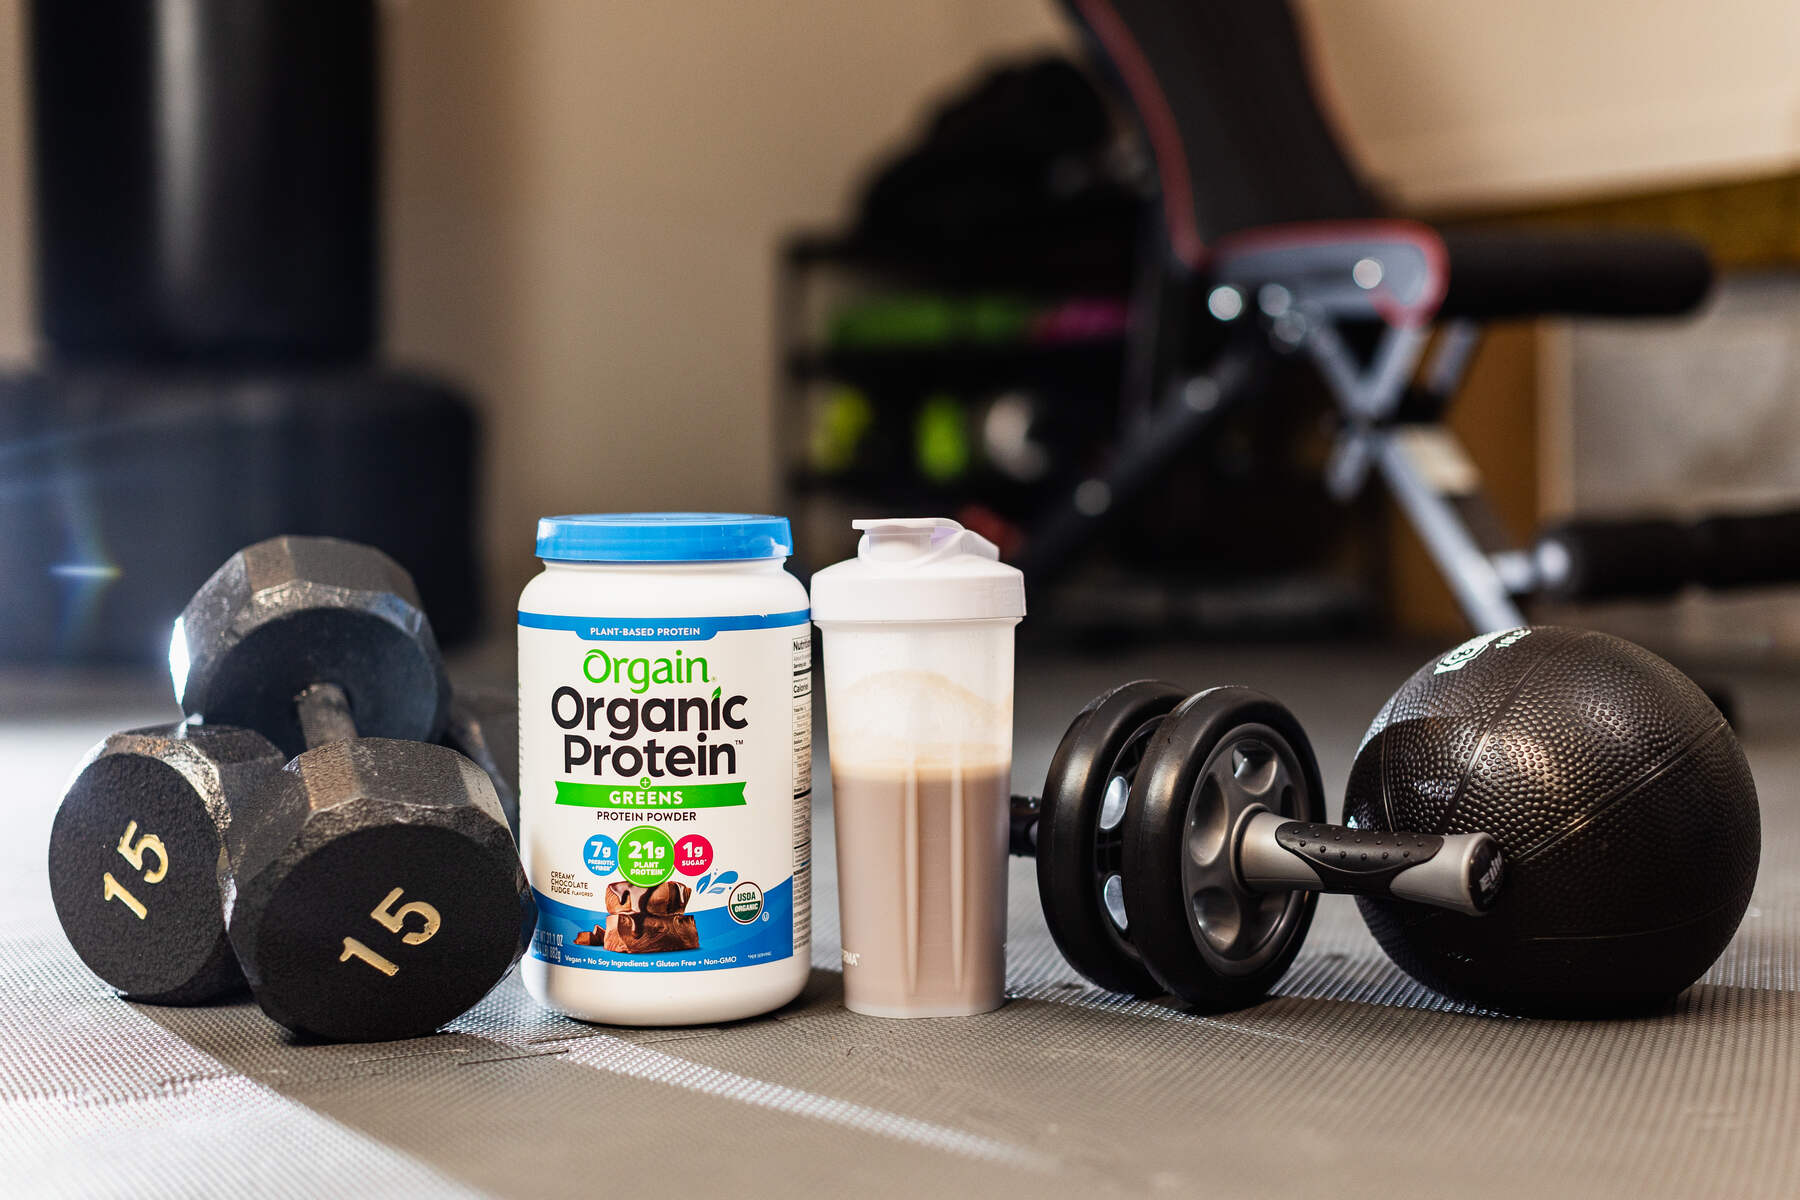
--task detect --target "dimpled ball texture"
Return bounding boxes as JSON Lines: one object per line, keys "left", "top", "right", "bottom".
{"left": 1344, "top": 627, "right": 1759, "bottom": 1015}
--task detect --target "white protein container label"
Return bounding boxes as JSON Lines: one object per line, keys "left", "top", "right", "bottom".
{"left": 518, "top": 610, "right": 811, "bottom": 973}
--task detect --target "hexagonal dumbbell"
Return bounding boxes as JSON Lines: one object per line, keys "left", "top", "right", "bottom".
{"left": 48, "top": 723, "right": 286, "bottom": 1004}
{"left": 225, "top": 735, "right": 533, "bottom": 1042}
{"left": 171, "top": 535, "right": 450, "bottom": 759}
{"left": 168, "top": 535, "right": 534, "bottom": 1041}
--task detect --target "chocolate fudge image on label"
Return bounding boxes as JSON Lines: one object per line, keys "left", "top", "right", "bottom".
{"left": 605, "top": 880, "right": 692, "bottom": 915}
{"left": 604, "top": 912, "right": 700, "bottom": 954}
{"left": 582, "top": 882, "right": 702, "bottom": 953}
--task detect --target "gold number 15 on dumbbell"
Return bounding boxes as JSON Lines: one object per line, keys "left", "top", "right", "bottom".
{"left": 339, "top": 887, "right": 443, "bottom": 976}
{"left": 100, "top": 820, "right": 168, "bottom": 920}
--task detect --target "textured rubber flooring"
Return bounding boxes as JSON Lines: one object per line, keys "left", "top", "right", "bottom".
{"left": 2, "top": 642, "right": 1795, "bottom": 1199}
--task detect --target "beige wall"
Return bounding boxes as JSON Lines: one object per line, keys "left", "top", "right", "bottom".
{"left": 1299, "top": 0, "right": 1800, "bottom": 211}
{"left": 382, "top": 0, "right": 1069, "bottom": 613}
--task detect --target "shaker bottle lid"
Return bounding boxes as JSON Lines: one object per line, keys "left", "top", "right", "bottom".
{"left": 810, "top": 517, "right": 1025, "bottom": 623}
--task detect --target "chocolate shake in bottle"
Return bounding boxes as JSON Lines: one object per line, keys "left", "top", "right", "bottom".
{"left": 811, "top": 519, "right": 1025, "bottom": 1017}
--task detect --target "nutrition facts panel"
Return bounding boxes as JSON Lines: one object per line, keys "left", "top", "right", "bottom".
{"left": 790, "top": 629, "right": 813, "bottom": 938}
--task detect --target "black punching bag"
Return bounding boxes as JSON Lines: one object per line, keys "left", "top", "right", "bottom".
{"left": 4, "top": 1, "right": 481, "bottom": 661}
{"left": 31, "top": 0, "right": 376, "bottom": 362}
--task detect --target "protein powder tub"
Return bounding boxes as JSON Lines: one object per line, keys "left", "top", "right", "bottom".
{"left": 517, "top": 513, "right": 812, "bottom": 1025}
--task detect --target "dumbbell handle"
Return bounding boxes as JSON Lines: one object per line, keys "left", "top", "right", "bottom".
{"left": 1007, "top": 796, "right": 1503, "bottom": 917}
{"left": 295, "top": 682, "right": 359, "bottom": 747}
{"left": 1236, "top": 812, "right": 1503, "bottom": 917}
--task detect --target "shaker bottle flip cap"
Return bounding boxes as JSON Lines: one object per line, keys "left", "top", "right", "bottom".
{"left": 810, "top": 518, "right": 1026, "bottom": 623}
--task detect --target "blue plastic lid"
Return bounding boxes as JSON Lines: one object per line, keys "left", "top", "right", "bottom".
{"left": 535, "top": 513, "right": 794, "bottom": 562}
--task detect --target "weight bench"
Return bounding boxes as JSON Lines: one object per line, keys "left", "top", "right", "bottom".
{"left": 1024, "top": 0, "right": 1800, "bottom": 631}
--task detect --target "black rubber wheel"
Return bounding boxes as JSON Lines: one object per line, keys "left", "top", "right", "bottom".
{"left": 1121, "top": 687, "right": 1326, "bottom": 1011}
{"left": 1036, "top": 680, "right": 1189, "bottom": 996}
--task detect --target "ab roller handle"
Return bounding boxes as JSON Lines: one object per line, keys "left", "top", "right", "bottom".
{"left": 1236, "top": 813, "right": 1502, "bottom": 917}
{"left": 1010, "top": 797, "right": 1503, "bottom": 918}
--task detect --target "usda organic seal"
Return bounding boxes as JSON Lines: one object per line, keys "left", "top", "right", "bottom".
{"left": 727, "top": 880, "right": 764, "bottom": 924}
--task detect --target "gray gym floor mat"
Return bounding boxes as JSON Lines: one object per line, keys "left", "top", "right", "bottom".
{"left": 3, "top": 642, "right": 1795, "bottom": 1198}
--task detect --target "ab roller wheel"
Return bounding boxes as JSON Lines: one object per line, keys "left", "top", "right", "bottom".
{"left": 1032, "top": 680, "right": 1187, "bottom": 997}
{"left": 1015, "top": 681, "right": 1502, "bottom": 1013}
{"left": 1121, "top": 689, "right": 1327, "bottom": 1012}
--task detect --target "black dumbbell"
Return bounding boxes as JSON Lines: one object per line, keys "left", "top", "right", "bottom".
{"left": 224, "top": 731, "right": 530, "bottom": 1042}
{"left": 49, "top": 538, "right": 533, "bottom": 1039}
{"left": 48, "top": 723, "right": 286, "bottom": 1004}
{"left": 168, "top": 535, "right": 534, "bottom": 1041}
{"left": 171, "top": 535, "right": 450, "bottom": 758}
{"left": 1010, "top": 682, "right": 1501, "bottom": 1012}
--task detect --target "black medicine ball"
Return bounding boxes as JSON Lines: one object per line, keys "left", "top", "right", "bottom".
{"left": 1345, "top": 627, "right": 1759, "bottom": 1015}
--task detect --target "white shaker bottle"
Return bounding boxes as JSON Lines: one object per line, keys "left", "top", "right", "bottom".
{"left": 811, "top": 518, "right": 1026, "bottom": 1017}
